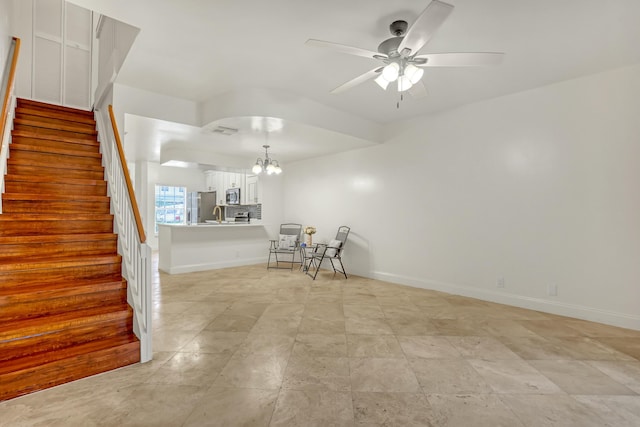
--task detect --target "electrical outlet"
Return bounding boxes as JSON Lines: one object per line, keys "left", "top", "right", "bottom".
{"left": 548, "top": 284, "right": 558, "bottom": 296}
{"left": 497, "top": 277, "right": 505, "bottom": 288}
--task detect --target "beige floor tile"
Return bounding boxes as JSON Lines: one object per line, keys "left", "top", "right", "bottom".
{"left": 589, "top": 360, "right": 640, "bottom": 393}
{"left": 468, "top": 359, "right": 563, "bottom": 394}
{"left": 282, "top": 355, "right": 351, "bottom": 391}
{"left": 347, "top": 334, "right": 405, "bottom": 358}
{"left": 145, "top": 352, "right": 230, "bottom": 386}
{"left": 545, "top": 336, "right": 636, "bottom": 361}
{"left": 565, "top": 320, "right": 640, "bottom": 338}
{"left": 298, "top": 317, "right": 346, "bottom": 334}
{"left": 249, "top": 316, "right": 302, "bottom": 336}
{"left": 573, "top": 395, "right": 640, "bottom": 427}
{"left": 516, "top": 320, "right": 585, "bottom": 337}
{"left": 181, "top": 330, "right": 248, "bottom": 354}
{"left": 431, "top": 319, "right": 489, "bottom": 336}
{"left": 501, "top": 394, "right": 614, "bottom": 427}
{"left": 234, "top": 333, "right": 295, "bottom": 357}
{"left": 303, "top": 302, "right": 345, "bottom": 319}
{"left": 261, "top": 303, "right": 305, "bottom": 318}
{"left": 205, "top": 313, "right": 259, "bottom": 332}
{"left": 213, "top": 353, "right": 288, "bottom": 389}
{"left": 482, "top": 319, "right": 542, "bottom": 337}
{"left": 596, "top": 337, "right": 640, "bottom": 361}
{"left": 427, "top": 394, "right": 526, "bottom": 427}
{"left": 530, "top": 360, "right": 636, "bottom": 395}
{"left": 446, "top": 336, "right": 521, "bottom": 359}
{"left": 352, "top": 391, "right": 435, "bottom": 426}
{"left": 343, "top": 304, "right": 385, "bottom": 319}
{"left": 409, "top": 358, "right": 493, "bottom": 394}
{"left": 270, "top": 389, "right": 354, "bottom": 427}
{"left": 293, "top": 333, "right": 348, "bottom": 357}
{"left": 350, "top": 358, "right": 420, "bottom": 392}
{"left": 152, "top": 328, "right": 202, "bottom": 352}
{"left": 398, "top": 336, "right": 461, "bottom": 359}
{"left": 91, "top": 383, "right": 208, "bottom": 426}
{"left": 182, "top": 387, "right": 279, "bottom": 427}
{"left": 496, "top": 335, "right": 572, "bottom": 360}
{"left": 386, "top": 316, "right": 441, "bottom": 336}
{"left": 345, "top": 317, "right": 395, "bottom": 335}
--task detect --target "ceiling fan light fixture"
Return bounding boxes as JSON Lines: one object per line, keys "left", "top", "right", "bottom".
{"left": 397, "top": 74, "right": 413, "bottom": 92}
{"left": 374, "top": 74, "right": 390, "bottom": 90}
{"left": 405, "top": 63, "right": 424, "bottom": 84}
{"left": 381, "top": 62, "right": 400, "bottom": 82}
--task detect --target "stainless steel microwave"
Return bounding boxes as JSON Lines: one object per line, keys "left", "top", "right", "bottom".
{"left": 226, "top": 188, "right": 240, "bottom": 205}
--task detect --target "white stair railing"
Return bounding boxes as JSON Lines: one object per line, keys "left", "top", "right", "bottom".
{"left": 95, "top": 104, "right": 152, "bottom": 363}
{"left": 0, "top": 37, "right": 20, "bottom": 213}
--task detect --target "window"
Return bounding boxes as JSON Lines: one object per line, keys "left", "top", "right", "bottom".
{"left": 155, "top": 185, "right": 186, "bottom": 233}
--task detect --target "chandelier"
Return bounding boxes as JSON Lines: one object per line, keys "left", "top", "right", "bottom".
{"left": 252, "top": 145, "right": 282, "bottom": 175}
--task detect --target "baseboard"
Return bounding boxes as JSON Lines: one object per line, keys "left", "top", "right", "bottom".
{"left": 160, "top": 256, "right": 268, "bottom": 274}
{"left": 370, "top": 271, "right": 640, "bottom": 331}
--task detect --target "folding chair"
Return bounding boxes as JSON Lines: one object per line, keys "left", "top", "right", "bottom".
{"left": 304, "top": 226, "right": 350, "bottom": 279}
{"left": 267, "top": 223, "right": 302, "bottom": 270}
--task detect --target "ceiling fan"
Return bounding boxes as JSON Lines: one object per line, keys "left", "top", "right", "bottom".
{"left": 306, "top": 0, "right": 504, "bottom": 99}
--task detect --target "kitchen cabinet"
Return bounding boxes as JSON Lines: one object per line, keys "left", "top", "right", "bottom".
{"left": 204, "top": 171, "right": 217, "bottom": 191}
{"left": 245, "top": 175, "right": 260, "bottom": 204}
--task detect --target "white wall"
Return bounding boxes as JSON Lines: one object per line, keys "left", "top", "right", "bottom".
{"left": 283, "top": 64, "right": 640, "bottom": 330}
{"left": 0, "top": 0, "right": 12, "bottom": 83}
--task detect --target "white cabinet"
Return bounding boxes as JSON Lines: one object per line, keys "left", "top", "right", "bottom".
{"left": 246, "top": 175, "right": 259, "bottom": 204}
{"left": 204, "top": 171, "right": 217, "bottom": 191}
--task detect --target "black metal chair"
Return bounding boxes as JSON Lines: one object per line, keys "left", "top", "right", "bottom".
{"left": 304, "top": 226, "right": 350, "bottom": 280}
{"left": 267, "top": 223, "right": 302, "bottom": 270}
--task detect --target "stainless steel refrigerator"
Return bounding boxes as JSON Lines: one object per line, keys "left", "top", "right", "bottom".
{"left": 186, "top": 191, "right": 217, "bottom": 224}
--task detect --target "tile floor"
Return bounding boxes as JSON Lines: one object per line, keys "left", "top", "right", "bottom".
{"left": 2, "top": 258, "right": 640, "bottom": 426}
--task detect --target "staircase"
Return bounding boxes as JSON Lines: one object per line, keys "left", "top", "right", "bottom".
{"left": 0, "top": 99, "right": 140, "bottom": 401}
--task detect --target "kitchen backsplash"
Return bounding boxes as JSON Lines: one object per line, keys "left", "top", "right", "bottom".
{"left": 226, "top": 204, "right": 262, "bottom": 220}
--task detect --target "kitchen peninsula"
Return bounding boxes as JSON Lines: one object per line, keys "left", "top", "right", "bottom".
{"left": 158, "top": 222, "right": 270, "bottom": 274}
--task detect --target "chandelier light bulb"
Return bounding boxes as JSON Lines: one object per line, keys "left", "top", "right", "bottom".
{"left": 404, "top": 64, "right": 424, "bottom": 84}
{"left": 382, "top": 62, "right": 400, "bottom": 82}
{"left": 252, "top": 163, "right": 263, "bottom": 174}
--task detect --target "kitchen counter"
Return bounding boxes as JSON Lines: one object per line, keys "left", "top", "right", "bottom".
{"left": 158, "top": 222, "right": 272, "bottom": 274}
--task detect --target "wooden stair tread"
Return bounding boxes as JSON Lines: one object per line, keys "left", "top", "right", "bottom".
{"left": 0, "top": 278, "right": 126, "bottom": 300}
{"left": 0, "top": 213, "right": 113, "bottom": 221}
{"left": 2, "top": 193, "right": 110, "bottom": 202}
{"left": 12, "top": 129, "right": 99, "bottom": 147}
{"left": 7, "top": 157, "right": 104, "bottom": 172}
{"left": 0, "top": 304, "right": 131, "bottom": 338}
{"left": 0, "top": 254, "right": 121, "bottom": 271}
{"left": 14, "top": 118, "right": 98, "bottom": 135}
{"left": 16, "top": 106, "right": 95, "bottom": 125}
{"left": 9, "top": 143, "right": 101, "bottom": 158}
{"left": 4, "top": 174, "right": 107, "bottom": 186}
{"left": 5, "top": 175, "right": 106, "bottom": 187}
{"left": 0, "top": 334, "right": 139, "bottom": 376}
{"left": 17, "top": 98, "right": 93, "bottom": 117}
{"left": 0, "top": 233, "right": 115, "bottom": 245}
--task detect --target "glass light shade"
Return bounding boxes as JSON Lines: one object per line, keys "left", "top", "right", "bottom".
{"left": 374, "top": 74, "right": 390, "bottom": 90}
{"left": 274, "top": 164, "right": 282, "bottom": 174}
{"left": 397, "top": 75, "right": 413, "bottom": 92}
{"left": 266, "top": 163, "right": 276, "bottom": 174}
{"left": 404, "top": 64, "right": 424, "bottom": 84}
{"left": 252, "top": 163, "right": 263, "bottom": 174}
{"left": 381, "top": 62, "right": 400, "bottom": 82}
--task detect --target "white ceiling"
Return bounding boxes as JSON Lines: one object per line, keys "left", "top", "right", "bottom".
{"left": 69, "top": 0, "right": 640, "bottom": 166}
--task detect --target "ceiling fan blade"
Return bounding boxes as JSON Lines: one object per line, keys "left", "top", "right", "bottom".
{"left": 415, "top": 52, "right": 504, "bottom": 67}
{"left": 408, "top": 80, "right": 428, "bottom": 99}
{"left": 331, "top": 67, "right": 383, "bottom": 94}
{"left": 306, "top": 39, "right": 386, "bottom": 60}
{"left": 397, "top": 0, "right": 454, "bottom": 56}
